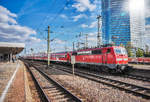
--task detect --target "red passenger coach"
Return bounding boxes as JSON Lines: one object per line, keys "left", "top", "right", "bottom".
{"left": 51, "top": 52, "right": 68, "bottom": 62}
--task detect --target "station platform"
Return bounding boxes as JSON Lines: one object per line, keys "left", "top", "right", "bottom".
{"left": 0, "top": 61, "right": 33, "bottom": 102}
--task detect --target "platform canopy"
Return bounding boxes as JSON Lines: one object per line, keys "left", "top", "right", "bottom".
{"left": 0, "top": 42, "right": 25, "bottom": 54}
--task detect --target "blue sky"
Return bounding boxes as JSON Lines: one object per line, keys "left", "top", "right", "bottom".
{"left": 0, "top": 0, "right": 150, "bottom": 54}
{"left": 0, "top": 0, "right": 101, "bottom": 54}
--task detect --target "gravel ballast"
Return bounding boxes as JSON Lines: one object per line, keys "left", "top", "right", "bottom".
{"left": 36, "top": 65, "right": 149, "bottom": 102}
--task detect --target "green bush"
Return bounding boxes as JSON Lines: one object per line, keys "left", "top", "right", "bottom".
{"left": 136, "top": 48, "right": 144, "bottom": 57}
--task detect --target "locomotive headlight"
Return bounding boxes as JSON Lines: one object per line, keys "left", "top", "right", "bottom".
{"left": 116, "top": 58, "right": 122, "bottom": 61}
{"left": 124, "top": 58, "right": 128, "bottom": 61}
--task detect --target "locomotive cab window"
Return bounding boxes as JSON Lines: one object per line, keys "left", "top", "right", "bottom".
{"left": 92, "top": 50, "right": 102, "bottom": 54}
{"left": 106, "top": 49, "right": 111, "bottom": 53}
{"left": 72, "top": 52, "right": 77, "bottom": 55}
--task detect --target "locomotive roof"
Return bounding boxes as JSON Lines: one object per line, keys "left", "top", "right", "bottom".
{"left": 72, "top": 46, "right": 122, "bottom": 52}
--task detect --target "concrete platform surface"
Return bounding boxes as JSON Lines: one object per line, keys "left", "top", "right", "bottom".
{"left": 0, "top": 61, "right": 33, "bottom": 102}
{"left": 0, "top": 62, "right": 18, "bottom": 97}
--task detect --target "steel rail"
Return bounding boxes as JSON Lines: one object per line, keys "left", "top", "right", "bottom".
{"left": 32, "top": 61, "right": 150, "bottom": 83}
{"left": 24, "top": 62, "right": 51, "bottom": 102}
{"left": 124, "top": 74, "right": 150, "bottom": 82}
{"left": 54, "top": 65, "right": 150, "bottom": 99}
{"left": 27, "top": 62, "right": 83, "bottom": 102}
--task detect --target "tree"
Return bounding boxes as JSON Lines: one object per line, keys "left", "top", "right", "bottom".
{"left": 125, "top": 42, "right": 133, "bottom": 57}
{"left": 127, "top": 48, "right": 133, "bottom": 57}
{"left": 136, "top": 48, "right": 144, "bottom": 57}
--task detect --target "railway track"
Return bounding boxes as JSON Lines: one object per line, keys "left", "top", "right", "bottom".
{"left": 123, "top": 74, "right": 150, "bottom": 82}
{"left": 52, "top": 63, "right": 150, "bottom": 83}
{"left": 31, "top": 61, "right": 150, "bottom": 83}
{"left": 52, "top": 64, "right": 150, "bottom": 100}
{"left": 24, "top": 61, "right": 83, "bottom": 102}
{"left": 30, "top": 61, "right": 150, "bottom": 83}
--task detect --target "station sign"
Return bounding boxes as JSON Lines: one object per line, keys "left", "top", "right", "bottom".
{"left": 71, "top": 56, "right": 75, "bottom": 64}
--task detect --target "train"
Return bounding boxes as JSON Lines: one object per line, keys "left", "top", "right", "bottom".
{"left": 25, "top": 45, "right": 130, "bottom": 73}
{"left": 128, "top": 57, "right": 150, "bottom": 64}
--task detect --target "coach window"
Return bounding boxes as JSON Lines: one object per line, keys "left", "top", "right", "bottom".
{"left": 72, "top": 52, "right": 77, "bottom": 55}
{"left": 92, "top": 50, "right": 102, "bottom": 54}
{"left": 107, "top": 49, "right": 111, "bottom": 53}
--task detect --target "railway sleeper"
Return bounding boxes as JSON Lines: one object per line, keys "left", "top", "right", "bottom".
{"left": 51, "top": 95, "right": 71, "bottom": 100}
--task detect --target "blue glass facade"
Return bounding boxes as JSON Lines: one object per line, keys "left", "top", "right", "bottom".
{"left": 101, "top": 0, "right": 131, "bottom": 46}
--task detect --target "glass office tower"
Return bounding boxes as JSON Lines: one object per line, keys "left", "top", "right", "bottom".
{"left": 101, "top": 0, "right": 145, "bottom": 48}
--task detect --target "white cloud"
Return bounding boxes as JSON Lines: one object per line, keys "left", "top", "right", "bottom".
{"left": 73, "top": 14, "right": 87, "bottom": 21}
{"left": 86, "top": 33, "right": 97, "bottom": 47}
{"left": 81, "top": 24, "right": 88, "bottom": 28}
{"left": 88, "top": 32, "right": 97, "bottom": 42}
{"left": 54, "top": 39, "right": 65, "bottom": 44}
{"left": 64, "top": 7, "right": 68, "bottom": 10}
{"left": 0, "top": 5, "right": 37, "bottom": 43}
{"left": 145, "top": 25, "right": 150, "bottom": 37}
{"left": 26, "top": 37, "right": 41, "bottom": 43}
{"left": 72, "top": 0, "right": 96, "bottom": 12}
{"left": 88, "top": 32, "right": 97, "bottom": 37}
{"left": 89, "top": 21, "right": 97, "bottom": 28}
{"left": 17, "top": 0, "right": 38, "bottom": 17}
{"left": 145, "top": 0, "right": 150, "bottom": 18}
{"left": 60, "top": 14, "right": 68, "bottom": 19}
{"left": 0, "top": 6, "right": 17, "bottom": 24}
{"left": 142, "top": 24, "right": 150, "bottom": 48}
{"left": 0, "top": 6, "right": 17, "bottom": 17}
{"left": 80, "top": 21, "right": 97, "bottom": 28}
{"left": 50, "top": 38, "right": 72, "bottom": 52}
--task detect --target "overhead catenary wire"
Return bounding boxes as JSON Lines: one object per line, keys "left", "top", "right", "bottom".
{"left": 49, "top": 0, "right": 70, "bottom": 26}
{"left": 35, "top": 0, "right": 101, "bottom": 53}
{"left": 35, "top": 0, "right": 59, "bottom": 40}
{"left": 36, "top": 0, "right": 70, "bottom": 41}
{"left": 35, "top": 0, "right": 58, "bottom": 31}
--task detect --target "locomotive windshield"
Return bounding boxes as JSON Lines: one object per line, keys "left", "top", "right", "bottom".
{"left": 114, "top": 47, "right": 127, "bottom": 55}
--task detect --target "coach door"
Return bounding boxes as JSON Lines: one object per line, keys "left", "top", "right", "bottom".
{"left": 102, "top": 54, "right": 106, "bottom": 64}
{"left": 102, "top": 49, "right": 111, "bottom": 64}
{"left": 102, "top": 49, "right": 106, "bottom": 64}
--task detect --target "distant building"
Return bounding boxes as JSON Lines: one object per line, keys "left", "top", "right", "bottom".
{"left": 101, "top": 0, "right": 145, "bottom": 49}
